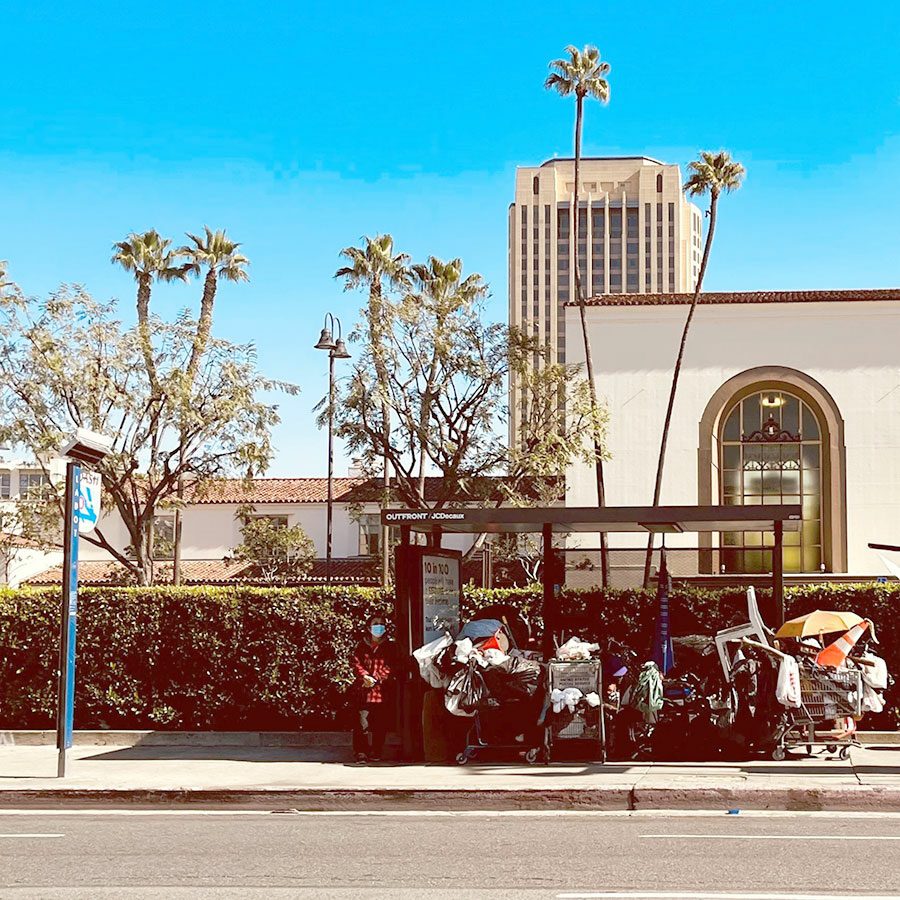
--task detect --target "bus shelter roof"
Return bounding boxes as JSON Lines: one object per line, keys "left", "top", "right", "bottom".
{"left": 380, "top": 504, "right": 802, "bottom": 535}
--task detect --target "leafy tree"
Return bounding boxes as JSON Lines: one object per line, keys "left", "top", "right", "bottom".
{"left": 545, "top": 44, "right": 612, "bottom": 585}
{"left": 643, "top": 150, "right": 745, "bottom": 585}
{"left": 0, "top": 286, "right": 295, "bottom": 585}
{"left": 111, "top": 230, "right": 191, "bottom": 391}
{"left": 332, "top": 254, "right": 605, "bottom": 541}
{"left": 232, "top": 505, "right": 316, "bottom": 584}
{"left": 489, "top": 533, "right": 543, "bottom": 585}
{"left": 336, "top": 234, "right": 411, "bottom": 586}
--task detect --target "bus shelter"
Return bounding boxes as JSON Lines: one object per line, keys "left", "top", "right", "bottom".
{"left": 383, "top": 504, "right": 801, "bottom": 758}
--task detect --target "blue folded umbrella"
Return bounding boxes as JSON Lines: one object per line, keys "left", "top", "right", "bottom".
{"left": 651, "top": 549, "right": 675, "bottom": 675}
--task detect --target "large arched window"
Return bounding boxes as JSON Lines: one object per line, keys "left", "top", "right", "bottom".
{"left": 720, "top": 390, "right": 822, "bottom": 573}
{"left": 698, "top": 367, "right": 848, "bottom": 575}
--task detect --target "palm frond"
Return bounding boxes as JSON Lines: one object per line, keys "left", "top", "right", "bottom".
{"left": 112, "top": 230, "right": 189, "bottom": 282}
{"left": 683, "top": 149, "right": 746, "bottom": 198}
{"left": 545, "top": 44, "right": 610, "bottom": 104}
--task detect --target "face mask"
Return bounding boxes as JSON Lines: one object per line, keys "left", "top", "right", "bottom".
{"left": 370, "top": 624, "right": 386, "bottom": 638}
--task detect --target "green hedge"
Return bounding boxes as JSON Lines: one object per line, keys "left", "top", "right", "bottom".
{"left": 0, "top": 583, "right": 896, "bottom": 730}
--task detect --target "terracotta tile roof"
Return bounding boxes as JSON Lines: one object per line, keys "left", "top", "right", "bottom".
{"left": 26, "top": 555, "right": 530, "bottom": 589}
{"left": 185, "top": 478, "right": 368, "bottom": 504}
{"left": 186, "top": 476, "right": 554, "bottom": 505}
{"left": 25, "top": 557, "right": 383, "bottom": 587}
{"left": 572, "top": 288, "right": 900, "bottom": 308}
{"left": 1, "top": 532, "right": 61, "bottom": 550}
{"left": 25, "top": 558, "right": 255, "bottom": 586}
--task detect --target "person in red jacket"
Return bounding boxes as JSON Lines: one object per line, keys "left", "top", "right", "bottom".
{"left": 350, "top": 614, "right": 397, "bottom": 763}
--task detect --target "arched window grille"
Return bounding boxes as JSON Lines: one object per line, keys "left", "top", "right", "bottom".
{"left": 720, "top": 389, "right": 823, "bottom": 573}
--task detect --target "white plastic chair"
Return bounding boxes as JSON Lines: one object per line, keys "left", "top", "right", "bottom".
{"left": 715, "top": 586, "right": 772, "bottom": 681}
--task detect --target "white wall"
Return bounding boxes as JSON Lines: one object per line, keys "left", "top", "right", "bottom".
{"left": 80, "top": 500, "right": 479, "bottom": 562}
{"left": 565, "top": 300, "right": 900, "bottom": 573}
{"left": 4, "top": 547, "right": 64, "bottom": 588}
{"left": 81, "top": 502, "right": 365, "bottom": 560}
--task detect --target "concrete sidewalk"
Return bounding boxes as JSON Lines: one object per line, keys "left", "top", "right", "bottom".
{"left": 1, "top": 736, "right": 899, "bottom": 812}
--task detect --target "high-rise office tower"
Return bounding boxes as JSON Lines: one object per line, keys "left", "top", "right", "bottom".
{"left": 508, "top": 156, "right": 703, "bottom": 438}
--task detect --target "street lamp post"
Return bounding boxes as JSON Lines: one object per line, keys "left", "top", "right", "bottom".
{"left": 314, "top": 313, "right": 351, "bottom": 585}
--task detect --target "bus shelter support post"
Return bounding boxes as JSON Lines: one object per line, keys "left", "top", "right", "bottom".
{"left": 541, "top": 523, "right": 555, "bottom": 659}
{"left": 773, "top": 520, "right": 784, "bottom": 627}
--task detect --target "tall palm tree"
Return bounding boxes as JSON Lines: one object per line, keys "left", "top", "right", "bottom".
{"left": 180, "top": 227, "right": 250, "bottom": 384}
{"left": 112, "top": 230, "right": 190, "bottom": 390}
{"left": 643, "top": 150, "right": 745, "bottom": 585}
{"left": 336, "top": 235, "right": 411, "bottom": 587}
{"left": 545, "top": 44, "right": 611, "bottom": 585}
{"left": 173, "top": 227, "right": 249, "bottom": 585}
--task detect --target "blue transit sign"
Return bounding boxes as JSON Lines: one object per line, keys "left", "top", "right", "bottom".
{"left": 74, "top": 470, "right": 101, "bottom": 535}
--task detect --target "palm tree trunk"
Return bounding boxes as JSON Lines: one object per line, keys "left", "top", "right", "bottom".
{"left": 573, "top": 93, "right": 609, "bottom": 587}
{"left": 642, "top": 192, "right": 719, "bottom": 586}
{"left": 176, "top": 266, "right": 217, "bottom": 577}
{"left": 136, "top": 275, "right": 159, "bottom": 392}
{"left": 369, "top": 282, "right": 393, "bottom": 587}
{"left": 381, "top": 405, "right": 391, "bottom": 586}
{"left": 186, "top": 267, "right": 218, "bottom": 384}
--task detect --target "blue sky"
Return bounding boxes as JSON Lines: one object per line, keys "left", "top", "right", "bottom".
{"left": 2, "top": 0, "right": 898, "bottom": 475}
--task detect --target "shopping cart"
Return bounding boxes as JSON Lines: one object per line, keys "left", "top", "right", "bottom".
{"left": 772, "top": 664, "right": 863, "bottom": 760}
{"left": 541, "top": 659, "right": 606, "bottom": 763}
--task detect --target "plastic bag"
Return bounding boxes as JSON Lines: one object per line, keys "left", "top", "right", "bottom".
{"left": 445, "top": 689, "right": 475, "bottom": 718}
{"left": 483, "top": 654, "right": 541, "bottom": 701}
{"left": 444, "top": 668, "right": 476, "bottom": 718}
{"left": 483, "top": 648, "right": 510, "bottom": 667}
{"left": 556, "top": 637, "right": 600, "bottom": 661}
{"left": 413, "top": 634, "right": 453, "bottom": 688}
{"left": 551, "top": 687, "right": 583, "bottom": 713}
{"left": 459, "top": 663, "right": 489, "bottom": 714}
{"left": 454, "top": 637, "right": 477, "bottom": 665}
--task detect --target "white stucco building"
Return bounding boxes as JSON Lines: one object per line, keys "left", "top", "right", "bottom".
{"left": 0, "top": 454, "right": 65, "bottom": 587}
{"left": 27, "top": 476, "right": 508, "bottom": 586}
{"left": 565, "top": 289, "right": 900, "bottom": 579}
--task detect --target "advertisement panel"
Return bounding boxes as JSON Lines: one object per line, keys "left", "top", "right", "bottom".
{"left": 421, "top": 553, "right": 460, "bottom": 643}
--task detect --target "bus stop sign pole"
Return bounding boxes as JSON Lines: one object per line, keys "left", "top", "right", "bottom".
{"left": 56, "top": 461, "right": 81, "bottom": 778}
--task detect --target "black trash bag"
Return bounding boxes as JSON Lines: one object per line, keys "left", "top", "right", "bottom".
{"left": 484, "top": 655, "right": 542, "bottom": 701}
{"left": 459, "top": 663, "right": 489, "bottom": 714}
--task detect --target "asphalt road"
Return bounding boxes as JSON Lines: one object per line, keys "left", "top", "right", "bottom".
{"left": 1, "top": 810, "right": 900, "bottom": 898}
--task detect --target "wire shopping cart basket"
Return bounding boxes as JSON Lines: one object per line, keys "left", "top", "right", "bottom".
{"left": 541, "top": 659, "right": 606, "bottom": 762}
{"left": 772, "top": 664, "right": 863, "bottom": 760}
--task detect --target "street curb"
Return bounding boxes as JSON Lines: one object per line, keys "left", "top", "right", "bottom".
{"left": 632, "top": 786, "right": 900, "bottom": 812}
{"left": 0, "top": 788, "right": 634, "bottom": 811}
{"left": 2, "top": 786, "right": 900, "bottom": 812}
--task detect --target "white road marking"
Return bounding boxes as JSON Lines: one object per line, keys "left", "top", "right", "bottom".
{"left": 642, "top": 833, "right": 900, "bottom": 841}
{"left": 0, "top": 833, "right": 64, "bottom": 838}
{"left": 558, "top": 893, "right": 900, "bottom": 900}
